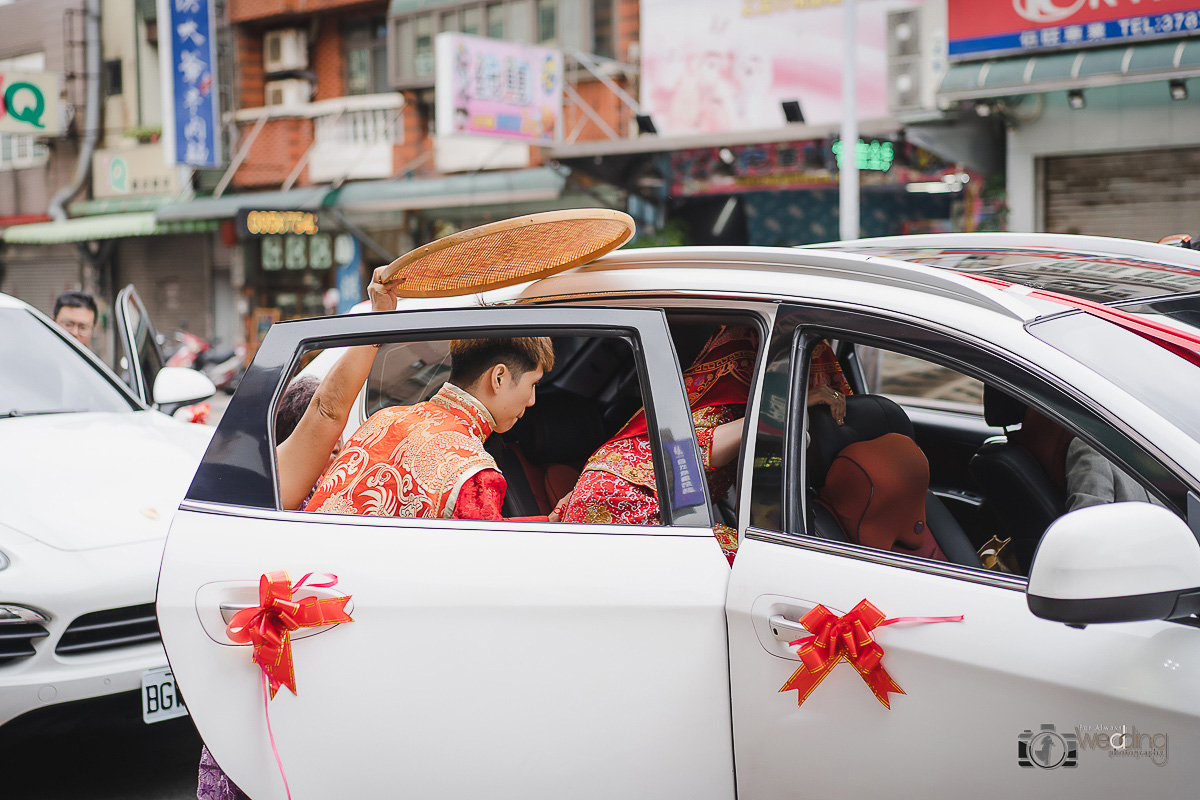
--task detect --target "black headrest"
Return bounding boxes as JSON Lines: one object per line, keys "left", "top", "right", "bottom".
{"left": 511, "top": 392, "right": 607, "bottom": 465}
{"left": 983, "top": 384, "right": 1026, "bottom": 428}
{"left": 808, "top": 394, "right": 914, "bottom": 488}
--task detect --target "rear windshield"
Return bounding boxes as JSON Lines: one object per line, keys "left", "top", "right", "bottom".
{"left": 0, "top": 308, "right": 133, "bottom": 416}
{"left": 1029, "top": 306, "right": 1200, "bottom": 444}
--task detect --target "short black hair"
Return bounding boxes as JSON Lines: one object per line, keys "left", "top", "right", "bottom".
{"left": 53, "top": 290, "right": 97, "bottom": 319}
{"left": 275, "top": 375, "right": 320, "bottom": 443}
{"left": 448, "top": 337, "right": 555, "bottom": 388}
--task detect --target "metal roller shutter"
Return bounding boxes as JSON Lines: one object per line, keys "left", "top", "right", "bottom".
{"left": 1043, "top": 147, "right": 1200, "bottom": 242}
{"left": 0, "top": 244, "right": 82, "bottom": 317}
{"left": 116, "top": 234, "right": 213, "bottom": 342}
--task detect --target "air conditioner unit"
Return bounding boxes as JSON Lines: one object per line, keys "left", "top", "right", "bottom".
{"left": 265, "top": 79, "right": 311, "bottom": 107}
{"left": 264, "top": 28, "right": 308, "bottom": 74}
{"left": 886, "top": 6, "right": 948, "bottom": 120}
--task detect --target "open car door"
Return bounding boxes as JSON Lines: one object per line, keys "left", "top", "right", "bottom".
{"left": 113, "top": 284, "right": 165, "bottom": 405}
{"left": 157, "top": 306, "right": 736, "bottom": 800}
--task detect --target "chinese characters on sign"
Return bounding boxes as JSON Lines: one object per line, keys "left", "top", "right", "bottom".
{"left": 948, "top": 0, "right": 1200, "bottom": 60}
{"left": 160, "top": 0, "right": 221, "bottom": 166}
{"left": 434, "top": 33, "right": 562, "bottom": 143}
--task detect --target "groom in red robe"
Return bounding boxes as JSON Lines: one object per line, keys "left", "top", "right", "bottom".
{"left": 307, "top": 337, "right": 563, "bottom": 521}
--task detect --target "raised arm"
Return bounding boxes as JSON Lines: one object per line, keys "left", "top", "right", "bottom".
{"left": 277, "top": 266, "right": 398, "bottom": 509}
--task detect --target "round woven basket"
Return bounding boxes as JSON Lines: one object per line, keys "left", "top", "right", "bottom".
{"left": 380, "top": 209, "right": 636, "bottom": 298}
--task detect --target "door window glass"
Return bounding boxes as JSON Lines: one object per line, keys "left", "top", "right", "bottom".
{"left": 752, "top": 316, "right": 1182, "bottom": 580}
{"left": 856, "top": 345, "right": 984, "bottom": 413}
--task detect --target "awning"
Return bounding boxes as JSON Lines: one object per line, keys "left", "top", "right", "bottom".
{"left": 153, "top": 168, "right": 565, "bottom": 222}
{"left": 939, "top": 39, "right": 1200, "bottom": 103}
{"left": 155, "top": 187, "right": 331, "bottom": 223}
{"left": 2, "top": 212, "right": 218, "bottom": 244}
{"left": 68, "top": 194, "right": 173, "bottom": 217}
{"left": 330, "top": 167, "right": 565, "bottom": 212}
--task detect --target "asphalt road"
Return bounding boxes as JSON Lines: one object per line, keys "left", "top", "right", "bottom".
{"left": 0, "top": 706, "right": 204, "bottom": 799}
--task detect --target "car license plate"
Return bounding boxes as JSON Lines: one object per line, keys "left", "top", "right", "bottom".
{"left": 141, "top": 666, "right": 188, "bottom": 724}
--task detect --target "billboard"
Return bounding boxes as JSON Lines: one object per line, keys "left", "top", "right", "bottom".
{"left": 948, "top": 0, "right": 1200, "bottom": 60}
{"left": 0, "top": 72, "right": 62, "bottom": 135}
{"left": 639, "top": 0, "right": 920, "bottom": 137}
{"left": 158, "top": 0, "right": 222, "bottom": 167}
{"left": 434, "top": 33, "right": 563, "bottom": 143}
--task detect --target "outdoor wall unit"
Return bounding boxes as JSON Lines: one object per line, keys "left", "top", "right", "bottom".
{"left": 264, "top": 79, "right": 311, "bottom": 107}
{"left": 886, "top": 5, "right": 947, "bottom": 121}
{"left": 264, "top": 28, "right": 308, "bottom": 74}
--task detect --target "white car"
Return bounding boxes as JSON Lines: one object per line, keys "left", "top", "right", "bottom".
{"left": 160, "top": 233, "right": 1200, "bottom": 798}
{"left": 0, "top": 287, "right": 214, "bottom": 732}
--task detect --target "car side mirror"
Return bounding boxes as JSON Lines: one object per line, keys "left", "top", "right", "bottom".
{"left": 1027, "top": 502, "right": 1200, "bottom": 625}
{"left": 153, "top": 366, "right": 216, "bottom": 411}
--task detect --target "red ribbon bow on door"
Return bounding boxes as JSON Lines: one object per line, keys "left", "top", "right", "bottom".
{"left": 779, "top": 599, "right": 962, "bottom": 710}
{"left": 226, "top": 571, "right": 353, "bottom": 698}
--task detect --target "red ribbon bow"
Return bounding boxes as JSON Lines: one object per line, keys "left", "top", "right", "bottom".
{"left": 779, "top": 599, "right": 962, "bottom": 710}
{"left": 226, "top": 571, "right": 353, "bottom": 699}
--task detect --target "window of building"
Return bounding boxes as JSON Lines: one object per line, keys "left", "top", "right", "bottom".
{"left": 388, "top": 1, "right": 589, "bottom": 89}
{"left": 104, "top": 59, "right": 123, "bottom": 96}
{"left": 486, "top": 3, "right": 505, "bottom": 37}
{"left": 345, "top": 17, "right": 389, "bottom": 95}
{"left": 537, "top": 0, "right": 557, "bottom": 45}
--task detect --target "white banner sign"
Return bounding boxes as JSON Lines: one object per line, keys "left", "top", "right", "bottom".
{"left": 435, "top": 33, "right": 563, "bottom": 144}
{"left": 639, "top": 0, "right": 921, "bottom": 136}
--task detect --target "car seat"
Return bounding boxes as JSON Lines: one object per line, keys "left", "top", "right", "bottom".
{"left": 489, "top": 393, "right": 608, "bottom": 517}
{"left": 968, "top": 386, "right": 1071, "bottom": 570}
{"left": 807, "top": 394, "right": 982, "bottom": 568}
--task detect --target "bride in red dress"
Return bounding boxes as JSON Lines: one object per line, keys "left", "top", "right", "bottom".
{"left": 562, "top": 326, "right": 851, "bottom": 563}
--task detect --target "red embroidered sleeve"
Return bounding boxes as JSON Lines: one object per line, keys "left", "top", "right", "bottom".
{"left": 451, "top": 469, "right": 548, "bottom": 522}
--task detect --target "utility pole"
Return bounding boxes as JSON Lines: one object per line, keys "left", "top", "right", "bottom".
{"left": 840, "top": 0, "right": 859, "bottom": 242}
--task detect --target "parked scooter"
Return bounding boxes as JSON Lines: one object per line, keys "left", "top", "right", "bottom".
{"left": 161, "top": 330, "right": 246, "bottom": 394}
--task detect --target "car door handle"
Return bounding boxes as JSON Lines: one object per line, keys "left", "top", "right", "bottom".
{"left": 768, "top": 614, "right": 810, "bottom": 643}
{"left": 219, "top": 602, "right": 255, "bottom": 624}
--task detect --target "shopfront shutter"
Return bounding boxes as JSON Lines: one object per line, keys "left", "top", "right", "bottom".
{"left": 117, "top": 234, "right": 213, "bottom": 342}
{"left": 1043, "top": 147, "right": 1200, "bottom": 242}
{"left": 0, "top": 244, "right": 82, "bottom": 316}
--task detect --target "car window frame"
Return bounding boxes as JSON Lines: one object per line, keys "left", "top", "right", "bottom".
{"left": 186, "top": 305, "right": 713, "bottom": 529}
{"left": 750, "top": 302, "right": 1192, "bottom": 589}
{"left": 114, "top": 284, "right": 166, "bottom": 406}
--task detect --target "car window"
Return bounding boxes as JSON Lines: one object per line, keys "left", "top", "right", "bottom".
{"left": 856, "top": 345, "right": 984, "bottom": 413}
{"left": 0, "top": 309, "right": 133, "bottom": 415}
{"left": 751, "top": 307, "right": 1186, "bottom": 582}
{"left": 123, "top": 296, "right": 164, "bottom": 395}
{"left": 1030, "top": 307, "right": 1200, "bottom": 447}
{"left": 285, "top": 334, "right": 649, "bottom": 521}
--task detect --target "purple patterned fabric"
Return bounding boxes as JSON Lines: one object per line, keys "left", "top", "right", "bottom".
{"left": 197, "top": 746, "right": 250, "bottom": 800}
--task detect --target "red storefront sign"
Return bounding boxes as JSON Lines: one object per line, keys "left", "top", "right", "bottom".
{"left": 948, "top": 0, "right": 1200, "bottom": 60}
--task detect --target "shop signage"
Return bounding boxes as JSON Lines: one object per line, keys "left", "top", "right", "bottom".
{"left": 639, "top": 0, "right": 911, "bottom": 136}
{"left": 93, "top": 145, "right": 179, "bottom": 198}
{"left": 159, "top": 0, "right": 221, "bottom": 167}
{"left": 948, "top": 0, "right": 1200, "bottom": 60}
{"left": 0, "top": 71, "right": 62, "bottom": 135}
{"left": 433, "top": 32, "right": 563, "bottom": 143}
{"left": 670, "top": 140, "right": 949, "bottom": 198}
{"left": 236, "top": 209, "right": 321, "bottom": 238}
{"left": 833, "top": 139, "right": 895, "bottom": 172}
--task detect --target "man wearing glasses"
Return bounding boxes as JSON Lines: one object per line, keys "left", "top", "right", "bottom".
{"left": 53, "top": 290, "right": 97, "bottom": 348}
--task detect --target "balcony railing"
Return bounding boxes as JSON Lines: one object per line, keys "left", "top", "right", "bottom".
{"left": 229, "top": 93, "right": 404, "bottom": 186}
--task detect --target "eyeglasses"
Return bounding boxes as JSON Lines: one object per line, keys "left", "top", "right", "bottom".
{"left": 59, "top": 320, "right": 94, "bottom": 334}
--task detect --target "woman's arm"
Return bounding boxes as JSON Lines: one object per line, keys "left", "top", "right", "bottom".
{"left": 277, "top": 267, "right": 397, "bottom": 509}
{"left": 709, "top": 416, "right": 745, "bottom": 470}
